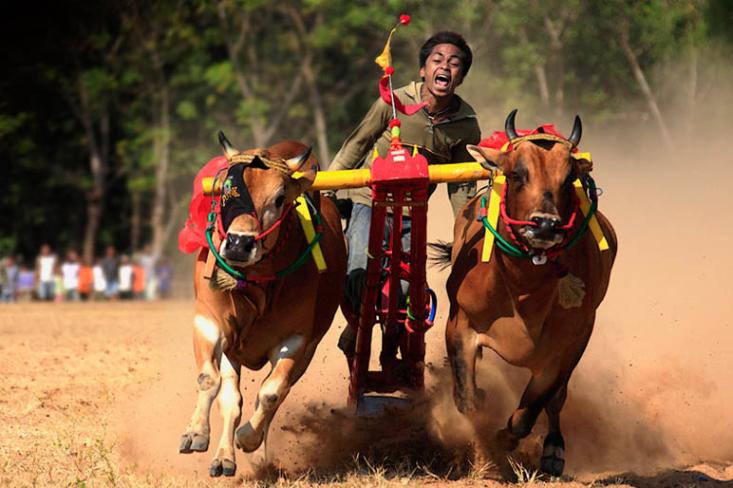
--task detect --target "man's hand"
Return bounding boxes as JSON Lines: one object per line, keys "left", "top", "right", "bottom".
{"left": 324, "top": 191, "right": 353, "bottom": 220}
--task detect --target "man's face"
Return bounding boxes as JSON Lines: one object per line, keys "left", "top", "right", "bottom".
{"left": 420, "top": 43, "right": 465, "bottom": 99}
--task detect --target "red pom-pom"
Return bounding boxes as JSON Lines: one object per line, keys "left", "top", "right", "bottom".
{"left": 399, "top": 14, "right": 410, "bottom": 25}
{"left": 385, "top": 66, "right": 394, "bottom": 75}
{"left": 389, "top": 119, "right": 401, "bottom": 128}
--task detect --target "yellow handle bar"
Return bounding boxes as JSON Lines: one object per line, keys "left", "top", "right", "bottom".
{"left": 311, "top": 162, "right": 491, "bottom": 190}
{"left": 202, "top": 162, "right": 491, "bottom": 195}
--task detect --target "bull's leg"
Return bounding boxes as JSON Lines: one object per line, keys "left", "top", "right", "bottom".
{"left": 446, "top": 310, "right": 483, "bottom": 414}
{"left": 541, "top": 384, "right": 568, "bottom": 477}
{"left": 209, "top": 353, "right": 242, "bottom": 477}
{"left": 235, "top": 335, "right": 309, "bottom": 454}
{"left": 180, "top": 314, "right": 223, "bottom": 454}
{"left": 496, "top": 368, "right": 564, "bottom": 452}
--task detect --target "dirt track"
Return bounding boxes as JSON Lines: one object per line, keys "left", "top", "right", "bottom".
{"left": 2, "top": 143, "right": 733, "bottom": 487}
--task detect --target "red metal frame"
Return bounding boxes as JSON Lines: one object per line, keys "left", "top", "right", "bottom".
{"left": 347, "top": 145, "right": 434, "bottom": 406}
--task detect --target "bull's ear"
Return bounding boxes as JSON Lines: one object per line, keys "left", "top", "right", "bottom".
{"left": 467, "top": 144, "right": 504, "bottom": 172}
{"left": 287, "top": 145, "right": 317, "bottom": 190}
{"left": 571, "top": 152, "right": 593, "bottom": 173}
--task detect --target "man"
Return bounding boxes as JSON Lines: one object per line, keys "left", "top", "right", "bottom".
{"left": 101, "top": 245, "right": 119, "bottom": 299}
{"left": 61, "top": 249, "right": 81, "bottom": 301}
{"left": 35, "top": 244, "right": 56, "bottom": 301}
{"left": 329, "top": 32, "right": 481, "bottom": 359}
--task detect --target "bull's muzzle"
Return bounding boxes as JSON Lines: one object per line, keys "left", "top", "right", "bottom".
{"left": 522, "top": 214, "right": 565, "bottom": 249}
{"left": 221, "top": 232, "right": 259, "bottom": 265}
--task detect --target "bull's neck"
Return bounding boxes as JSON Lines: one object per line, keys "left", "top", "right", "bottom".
{"left": 495, "top": 221, "right": 561, "bottom": 295}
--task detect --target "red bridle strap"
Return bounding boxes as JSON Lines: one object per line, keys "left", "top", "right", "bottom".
{"left": 499, "top": 183, "right": 580, "bottom": 230}
{"left": 253, "top": 202, "right": 296, "bottom": 241}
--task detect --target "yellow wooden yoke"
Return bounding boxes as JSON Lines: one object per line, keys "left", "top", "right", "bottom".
{"left": 202, "top": 161, "right": 608, "bottom": 269}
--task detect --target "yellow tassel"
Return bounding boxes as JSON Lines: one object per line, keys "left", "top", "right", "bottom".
{"left": 295, "top": 195, "right": 327, "bottom": 272}
{"left": 558, "top": 273, "right": 585, "bottom": 308}
{"left": 572, "top": 179, "right": 609, "bottom": 251}
{"left": 375, "top": 27, "right": 397, "bottom": 69}
{"left": 481, "top": 174, "right": 505, "bottom": 262}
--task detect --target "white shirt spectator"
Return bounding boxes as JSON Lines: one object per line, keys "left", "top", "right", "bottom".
{"left": 93, "top": 265, "right": 106, "bottom": 293}
{"left": 119, "top": 264, "right": 134, "bottom": 292}
{"left": 61, "top": 262, "right": 80, "bottom": 291}
{"left": 38, "top": 255, "right": 56, "bottom": 283}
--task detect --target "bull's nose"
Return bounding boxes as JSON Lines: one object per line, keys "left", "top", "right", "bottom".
{"left": 224, "top": 233, "right": 255, "bottom": 261}
{"left": 530, "top": 216, "right": 561, "bottom": 238}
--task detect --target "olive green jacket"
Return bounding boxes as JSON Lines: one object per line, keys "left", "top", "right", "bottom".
{"left": 329, "top": 81, "right": 481, "bottom": 216}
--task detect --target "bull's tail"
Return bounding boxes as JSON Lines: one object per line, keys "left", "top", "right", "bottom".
{"left": 427, "top": 240, "right": 453, "bottom": 270}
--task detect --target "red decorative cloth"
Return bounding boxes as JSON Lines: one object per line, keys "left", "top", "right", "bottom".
{"left": 378, "top": 75, "right": 427, "bottom": 116}
{"left": 178, "top": 155, "right": 228, "bottom": 253}
{"left": 479, "top": 124, "right": 577, "bottom": 152}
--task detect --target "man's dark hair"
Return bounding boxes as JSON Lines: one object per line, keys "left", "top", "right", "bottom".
{"left": 419, "top": 31, "right": 473, "bottom": 78}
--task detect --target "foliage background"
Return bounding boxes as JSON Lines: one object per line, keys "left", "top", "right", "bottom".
{"left": 1, "top": 0, "right": 731, "bottom": 261}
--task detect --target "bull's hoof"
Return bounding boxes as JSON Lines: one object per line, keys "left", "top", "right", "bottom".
{"left": 179, "top": 432, "right": 209, "bottom": 453}
{"left": 540, "top": 452, "right": 564, "bottom": 477}
{"left": 495, "top": 428, "right": 519, "bottom": 451}
{"left": 209, "top": 458, "right": 237, "bottom": 477}
{"left": 235, "top": 423, "right": 264, "bottom": 453}
{"left": 541, "top": 433, "right": 565, "bottom": 476}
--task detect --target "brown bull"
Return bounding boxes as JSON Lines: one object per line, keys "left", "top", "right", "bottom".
{"left": 178, "top": 137, "right": 346, "bottom": 477}
{"left": 433, "top": 111, "right": 617, "bottom": 476}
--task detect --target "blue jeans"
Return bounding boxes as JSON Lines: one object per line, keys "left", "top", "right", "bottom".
{"left": 38, "top": 281, "right": 54, "bottom": 301}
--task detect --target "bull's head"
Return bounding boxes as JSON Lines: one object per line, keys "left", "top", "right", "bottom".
{"left": 216, "top": 132, "right": 316, "bottom": 267}
{"left": 467, "top": 110, "right": 592, "bottom": 251}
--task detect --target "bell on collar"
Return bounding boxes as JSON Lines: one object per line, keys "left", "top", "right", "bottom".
{"left": 531, "top": 253, "right": 548, "bottom": 265}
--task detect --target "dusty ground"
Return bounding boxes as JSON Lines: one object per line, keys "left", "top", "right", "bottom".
{"left": 2, "top": 141, "right": 733, "bottom": 487}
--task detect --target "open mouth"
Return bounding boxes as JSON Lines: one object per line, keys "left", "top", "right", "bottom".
{"left": 434, "top": 73, "right": 451, "bottom": 89}
{"left": 520, "top": 228, "right": 564, "bottom": 250}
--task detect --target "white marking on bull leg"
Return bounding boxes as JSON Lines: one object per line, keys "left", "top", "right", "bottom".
{"left": 211, "top": 353, "right": 241, "bottom": 476}
{"left": 236, "top": 335, "right": 305, "bottom": 453}
{"left": 194, "top": 314, "right": 221, "bottom": 344}
{"left": 181, "top": 315, "right": 223, "bottom": 453}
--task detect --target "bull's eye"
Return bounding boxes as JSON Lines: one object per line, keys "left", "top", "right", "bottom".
{"left": 507, "top": 169, "right": 527, "bottom": 187}
{"left": 563, "top": 169, "right": 576, "bottom": 188}
{"left": 274, "top": 194, "right": 285, "bottom": 208}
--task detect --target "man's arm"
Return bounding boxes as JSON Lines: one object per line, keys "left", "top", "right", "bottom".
{"left": 328, "top": 98, "right": 390, "bottom": 171}
{"left": 447, "top": 122, "right": 482, "bottom": 216}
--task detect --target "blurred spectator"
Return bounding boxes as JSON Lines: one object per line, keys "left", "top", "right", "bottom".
{"left": 102, "top": 245, "right": 119, "bottom": 299}
{"left": 118, "top": 255, "right": 134, "bottom": 300}
{"left": 35, "top": 244, "right": 57, "bottom": 301}
{"left": 138, "top": 244, "right": 158, "bottom": 300}
{"left": 78, "top": 257, "right": 93, "bottom": 301}
{"left": 156, "top": 259, "right": 173, "bottom": 299}
{"left": 132, "top": 259, "right": 145, "bottom": 300}
{"left": 0, "top": 256, "right": 6, "bottom": 299}
{"left": 53, "top": 263, "right": 64, "bottom": 303}
{"left": 17, "top": 264, "right": 35, "bottom": 301}
{"left": 92, "top": 258, "right": 107, "bottom": 300}
{"left": 1, "top": 256, "right": 19, "bottom": 302}
{"left": 61, "top": 249, "right": 81, "bottom": 301}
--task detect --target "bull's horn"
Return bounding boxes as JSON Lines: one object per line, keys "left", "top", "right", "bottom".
{"left": 285, "top": 145, "right": 312, "bottom": 172}
{"left": 505, "top": 109, "right": 519, "bottom": 141}
{"left": 568, "top": 115, "right": 582, "bottom": 147}
{"left": 218, "top": 131, "right": 239, "bottom": 159}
